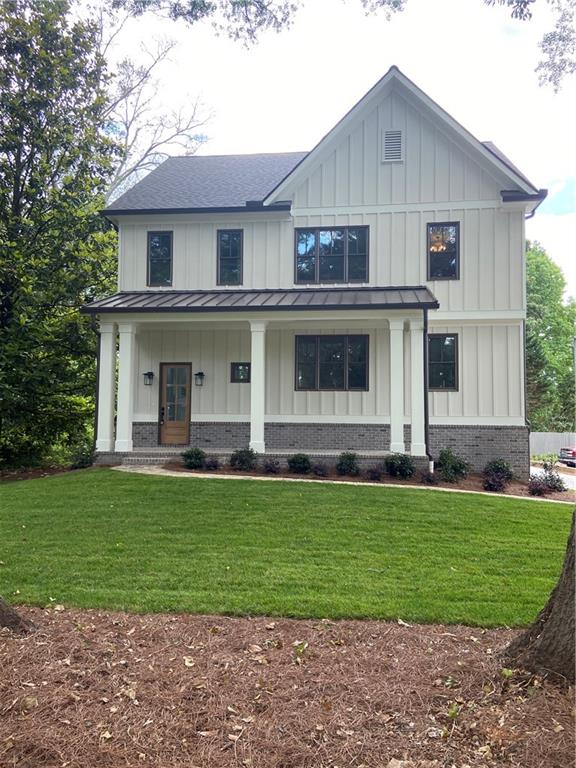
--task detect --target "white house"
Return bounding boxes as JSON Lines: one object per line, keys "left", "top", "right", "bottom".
{"left": 83, "top": 66, "right": 546, "bottom": 477}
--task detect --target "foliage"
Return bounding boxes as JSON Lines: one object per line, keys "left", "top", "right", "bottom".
{"left": 0, "top": 0, "right": 117, "bottom": 469}
{"left": 526, "top": 243, "right": 576, "bottom": 431}
{"left": 204, "top": 456, "right": 220, "bottom": 471}
{"left": 366, "top": 465, "right": 383, "bottom": 481}
{"left": 384, "top": 453, "right": 416, "bottom": 479}
{"left": 0, "top": 469, "right": 571, "bottom": 625}
{"left": 528, "top": 462, "right": 567, "bottom": 495}
{"left": 263, "top": 457, "right": 281, "bottom": 474}
{"left": 182, "top": 447, "right": 206, "bottom": 469}
{"left": 287, "top": 453, "right": 311, "bottom": 474}
{"left": 419, "top": 470, "right": 439, "bottom": 485}
{"left": 528, "top": 476, "right": 550, "bottom": 496}
{"left": 436, "top": 449, "right": 470, "bottom": 483}
{"left": 312, "top": 462, "right": 329, "bottom": 477}
{"left": 483, "top": 459, "right": 514, "bottom": 492}
{"left": 335, "top": 451, "right": 360, "bottom": 476}
{"left": 229, "top": 448, "right": 258, "bottom": 471}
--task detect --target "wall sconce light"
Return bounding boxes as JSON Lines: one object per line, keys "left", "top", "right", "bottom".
{"left": 194, "top": 371, "right": 205, "bottom": 387}
{"left": 143, "top": 371, "right": 154, "bottom": 386}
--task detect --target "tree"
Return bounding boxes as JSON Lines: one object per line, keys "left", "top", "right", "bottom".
{"left": 114, "top": 0, "right": 575, "bottom": 88}
{"left": 0, "top": 0, "right": 117, "bottom": 467}
{"left": 525, "top": 242, "right": 575, "bottom": 431}
{"left": 504, "top": 511, "right": 575, "bottom": 683}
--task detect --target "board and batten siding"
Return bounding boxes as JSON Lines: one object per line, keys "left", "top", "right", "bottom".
{"left": 132, "top": 323, "right": 524, "bottom": 424}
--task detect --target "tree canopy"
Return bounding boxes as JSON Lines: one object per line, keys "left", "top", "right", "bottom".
{"left": 0, "top": 0, "right": 117, "bottom": 467}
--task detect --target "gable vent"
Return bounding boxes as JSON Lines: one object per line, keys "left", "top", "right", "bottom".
{"left": 382, "top": 129, "right": 403, "bottom": 162}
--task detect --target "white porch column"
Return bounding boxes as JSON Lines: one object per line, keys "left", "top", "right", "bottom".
{"left": 249, "top": 320, "right": 267, "bottom": 453}
{"left": 410, "top": 318, "right": 427, "bottom": 456}
{"left": 115, "top": 322, "right": 136, "bottom": 453}
{"left": 96, "top": 322, "right": 116, "bottom": 452}
{"left": 389, "top": 319, "right": 405, "bottom": 453}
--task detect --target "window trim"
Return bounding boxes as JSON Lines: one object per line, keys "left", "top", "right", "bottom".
{"left": 294, "top": 334, "right": 369, "bottom": 392}
{"left": 147, "top": 230, "right": 173, "bottom": 287}
{"left": 428, "top": 333, "right": 459, "bottom": 392}
{"left": 230, "top": 362, "right": 251, "bottom": 383}
{"left": 217, "top": 229, "right": 243, "bottom": 286}
{"left": 294, "top": 226, "right": 369, "bottom": 285}
{"left": 426, "top": 222, "right": 460, "bottom": 281}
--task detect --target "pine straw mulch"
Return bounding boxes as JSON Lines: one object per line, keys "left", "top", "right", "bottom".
{"left": 1, "top": 609, "right": 574, "bottom": 768}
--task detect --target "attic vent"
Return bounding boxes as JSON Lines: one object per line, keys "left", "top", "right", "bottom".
{"left": 382, "top": 129, "right": 403, "bottom": 162}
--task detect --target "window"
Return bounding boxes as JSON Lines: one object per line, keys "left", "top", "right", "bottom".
{"left": 230, "top": 362, "right": 251, "bottom": 383}
{"left": 295, "top": 335, "right": 368, "bottom": 391}
{"left": 428, "top": 334, "right": 458, "bottom": 391}
{"left": 427, "top": 222, "right": 459, "bottom": 280}
{"left": 218, "top": 230, "right": 243, "bottom": 285}
{"left": 295, "top": 227, "right": 368, "bottom": 284}
{"left": 147, "top": 231, "right": 172, "bottom": 286}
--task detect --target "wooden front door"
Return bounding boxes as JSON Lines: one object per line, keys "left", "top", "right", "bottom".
{"left": 159, "top": 363, "right": 191, "bottom": 445}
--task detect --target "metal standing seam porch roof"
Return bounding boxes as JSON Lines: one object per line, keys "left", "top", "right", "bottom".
{"left": 81, "top": 286, "right": 439, "bottom": 314}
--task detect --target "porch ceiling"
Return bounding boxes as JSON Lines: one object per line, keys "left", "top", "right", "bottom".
{"left": 82, "top": 286, "right": 439, "bottom": 314}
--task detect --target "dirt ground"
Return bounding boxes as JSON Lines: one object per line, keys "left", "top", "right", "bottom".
{"left": 0, "top": 608, "right": 573, "bottom": 768}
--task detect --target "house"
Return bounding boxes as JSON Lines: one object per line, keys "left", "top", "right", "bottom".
{"left": 82, "top": 66, "right": 546, "bottom": 477}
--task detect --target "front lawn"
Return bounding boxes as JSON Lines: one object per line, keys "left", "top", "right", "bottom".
{"left": 0, "top": 469, "right": 571, "bottom": 626}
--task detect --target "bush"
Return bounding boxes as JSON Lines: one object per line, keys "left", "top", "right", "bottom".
{"left": 182, "top": 447, "right": 206, "bottom": 470}
{"left": 229, "top": 448, "right": 258, "bottom": 472}
{"left": 419, "top": 470, "right": 438, "bottom": 485}
{"left": 482, "top": 458, "right": 513, "bottom": 493}
{"left": 366, "top": 465, "right": 383, "bottom": 482}
{"left": 384, "top": 453, "right": 416, "bottom": 479}
{"left": 263, "top": 458, "right": 281, "bottom": 474}
{"left": 69, "top": 436, "right": 95, "bottom": 469}
{"left": 287, "top": 453, "right": 312, "bottom": 474}
{"left": 336, "top": 451, "right": 360, "bottom": 476}
{"left": 541, "top": 461, "right": 567, "bottom": 493}
{"left": 436, "top": 449, "right": 470, "bottom": 483}
{"left": 204, "top": 456, "right": 220, "bottom": 471}
{"left": 528, "top": 476, "right": 548, "bottom": 496}
{"left": 312, "top": 462, "right": 329, "bottom": 477}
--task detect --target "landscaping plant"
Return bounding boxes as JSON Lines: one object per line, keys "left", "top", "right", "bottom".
{"left": 483, "top": 459, "right": 514, "bottom": 493}
{"left": 366, "top": 466, "right": 383, "bottom": 482}
{"left": 287, "top": 453, "right": 312, "bottom": 474}
{"left": 436, "top": 449, "right": 470, "bottom": 483}
{"left": 336, "top": 452, "right": 360, "bottom": 476}
{"left": 312, "top": 462, "right": 329, "bottom": 477}
{"left": 384, "top": 453, "right": 416, "bottom": 479}
{"left": 204, "top": 456, "right": 220, "bottom": 471}
{"left": 182, "top": 447, "right": 206, "bottom": 470}
{"left": 229, "top": 448, "right": 258, "bottom": 472}
{"left": 263, "top": 458, "right": 281, "bottom": 474}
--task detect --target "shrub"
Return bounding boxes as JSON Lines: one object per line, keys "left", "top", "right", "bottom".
{"left": 384, "top": 453, "right": 416, "bottom": 479}
{"left": 287, "top": 453, "right": 311, "bottom": 474}
{"left": 541, "top": 460, "right": 567, "bottom": 493}
{"left": 182, "top": 447, "right": 206, "bottom": 470}
{"left": 419, "top": 470, "right": 438, "bottom": 485}
{"left": 482, "top": 458, "right": 513, "bottom": 493}
{"left": 528, "top": 476, "right": 548, "bottom": 496}
{"left": 336, "top": 451, "right": 360, "bottom": 476}
{"left": 263, "top": 458, "right": 281, "bottom": 474}
{"left": 366, "top": 465, "right": 383, "bottom": 482}
{"left": 229, "top": 448, "right": 258, "bottom": 472}
{"left": 312, "top": 462, "right": 329, "bottom": 477}
{"left": 436, "top": 449, "right": 470, "bottom": 483}
{"left": 69, "top": 439, "right": 95, "bottom": 470}
{"left": 204, "top": 456, "right": 220, "bottom": 471}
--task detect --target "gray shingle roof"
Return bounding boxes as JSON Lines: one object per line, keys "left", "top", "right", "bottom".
{"left": 82, "top": 286, "right": 439, "bottom": 314}
{"left": 105, "top": 152, "right": 308, "bottom": 213}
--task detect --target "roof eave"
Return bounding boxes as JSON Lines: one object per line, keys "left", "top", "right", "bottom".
{"left": 100, "top": 203, "right": 292, "bottom": 217}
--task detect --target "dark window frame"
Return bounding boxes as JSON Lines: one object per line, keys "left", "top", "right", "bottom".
{"left": 294, "top": 334, "right": 369, "bottom": 392}
{"left": 294, "top": 226, "right": 369, "bottom": 284}
{"left": 426, "top": 222, "right": 460, "bottom": 281}
{"left": 147, "top": 231, "right": 173, "bottom": 287}
{"left": 428, "top": 333, "right": 459, "bottom": 392}
{"left": 217, "top": 229, "right": 243, "bottom": 286}
{"left": 230, "top": 362, "right": 251, "bottom": 383}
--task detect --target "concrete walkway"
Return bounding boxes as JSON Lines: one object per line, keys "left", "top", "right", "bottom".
{"left": 112, "top": 464, "right": 574, "bottom": 504}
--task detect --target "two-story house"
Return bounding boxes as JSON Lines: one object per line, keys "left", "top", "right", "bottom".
{"left": 83, "top": 66, "right": 546, "bottom": 477}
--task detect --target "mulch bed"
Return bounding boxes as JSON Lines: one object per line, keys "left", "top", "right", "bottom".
{"left": 0, "top": 467, "right": 72, "bottom": 484}
{"left": 164, "top": 463, "right": 572, "bottom": 502}
{"left": 1, "top": 608, "right": 573, "bottom": 767}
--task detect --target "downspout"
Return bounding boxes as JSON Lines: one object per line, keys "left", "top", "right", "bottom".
{"left": 423, "top": 307, "right": 433, "bottom": 471}
{"left": 91, "top": 316, "right": 101, "bottom": 453}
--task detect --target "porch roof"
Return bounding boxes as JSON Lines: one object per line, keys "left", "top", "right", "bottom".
{"left": 82, "top": 286, "right": 439, "bottom": 314}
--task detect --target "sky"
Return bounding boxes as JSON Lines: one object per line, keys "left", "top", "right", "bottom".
{"left": 109, "top": 0, "right": 576, "bottom": 297}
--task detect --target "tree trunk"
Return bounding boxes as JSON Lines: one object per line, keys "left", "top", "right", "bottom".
{"left": 0, "top": 597, "right": 35, "bottom": 634}
{"left": 503, "top": 510, "right": 575, "bottom": 684}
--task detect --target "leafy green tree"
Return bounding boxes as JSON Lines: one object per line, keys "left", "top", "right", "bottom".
{"left": 0, "top": 0, "right": 117, "bottom": 467}
{"left": 525, "top": 242, "right": 575, "bottom": 431}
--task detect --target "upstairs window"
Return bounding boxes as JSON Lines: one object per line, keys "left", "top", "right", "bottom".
{"left": 218, "top": 230, "right": 243, "bottom": 285}
{"left": 427, "top": 222, "right": 459, "bottom": 280}
{"left": 428, "top": 334, "right": 458, "bottom": 391}
{"left": 295, "top": 335, "right": 368, "bottom": 391}
{"left": 147, "top": 231, "right": 172, "bottom": 287}
{"left": 295, "top": 227, "right": 368, "bottom": 284}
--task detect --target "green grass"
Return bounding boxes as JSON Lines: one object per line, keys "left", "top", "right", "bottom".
{"left": 0, "top": 469, "right": 572, "bottom": 627}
